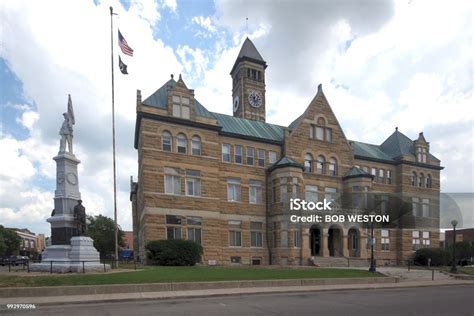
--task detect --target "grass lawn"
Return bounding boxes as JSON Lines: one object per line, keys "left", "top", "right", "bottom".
{"left": 459, "top": 267, "right": 474, "bottom": 275}
{"left": 0, "top": 266, "right": 382, "bottom": 287}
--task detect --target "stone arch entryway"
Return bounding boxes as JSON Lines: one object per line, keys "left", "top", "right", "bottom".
{"left": 328, "top": 225, "right": 343, "bottom": 257}
{"left": 348, "top": 227, "right": 360, "bottom": 257}
{"left": 309, "top": 225, "right": 321, "bottom": 256}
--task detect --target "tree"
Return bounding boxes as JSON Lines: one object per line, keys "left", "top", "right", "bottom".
{"left": 86, "top": 215, "right": 125, "bottom": 259}
{"left": 0, "top": 225, "right": 21, "bottom": 256}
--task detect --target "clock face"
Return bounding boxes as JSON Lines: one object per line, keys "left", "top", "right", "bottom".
{"left": 248, "top": 91, "right": 262, "bottom": 108}
{"left": 233, "top": 96, "right": 240, "bottom": 112}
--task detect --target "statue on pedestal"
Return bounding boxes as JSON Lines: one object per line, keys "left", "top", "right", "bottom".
{"left": 59, "top": 94, "right": 75, "bottom": 153}
{"left": 73, "top": 200, "right": 87, "bottom": 236}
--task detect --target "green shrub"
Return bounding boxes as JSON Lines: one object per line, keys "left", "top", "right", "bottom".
{"left": 413, "top": 248, "right": 450, "bottom": 266}
{"left": 146, "top": 240, "right": 203, "bottom": 266}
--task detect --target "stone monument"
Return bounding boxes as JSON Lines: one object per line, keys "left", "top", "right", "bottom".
{"left": 31, "top": 95, "right": 109, "bottom": 273}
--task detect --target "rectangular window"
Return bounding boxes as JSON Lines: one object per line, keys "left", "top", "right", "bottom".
{"left": 387, "top": 170, "right": 392, "bottom": 184}
{"left": 316, "top": 126, "right": 324, "bottom": 140}
{"left": 280, "top": 178, "right": 288, "bottom": 202}
{"left": 271, "top": 179, "right": 277, "bottom": 203}
{"left": 187, "top": 216, "right": 202, "bottom": 226}
{"left": 305, "top": 185, "right": 318, "bottom": 202}
{"left": 380, "top": 195, "right": 389, "bottom": 214}
{"left": 172, "top": 96, "right": 190, "bottom": 119}
{"left": 250, "top": 222, "right": 263, "bottom": 247}
{"left": 293, "top": 230, "right": 301, "bottom": 248}
{"left": 378, "top": 169, "right": 385, "bottom": 184}
{"left": 412, "top": 197, "right": 420, "bottom": 217}
{"left": 258, "top": 149, "right": 265, "bottom": 167}
{"left": 167, "top": 227, "right": 182, "bottom": 240}
{"left": 227, "top": 178, "right": 242, "bottom": 202}
{"left": 292, "top": 177, "right": 299, "bottom": 199}
{"left": 187, "top": 227, "right": 201, "bottom": 244}
{"left": 422, "top": 198, "right": 430, "bottom": 217}
{"left": 249, "top": 180, "right": 263, "bottom": 204}
{"left": 381, "top": 229, "right": 390, "bottom": 251}
{"left": 222, "top": 144, "right": 230, "bottom": 162}
{"left": 247, "top": 147, "right": 254, "bottom": 165}
{"left": 325, "top": 187, "right": 337, "bottom": 204}
{"left": 229, "top": 220, "right": 242, "bottom": 247}
{"left": 269, "top": 151, "right": 277, "bottom": 164}
{"left": 371, "top": 168, "right": 377, "bottom": 178}
{"left": 185, "top": 170, "right": 201, "bottom": 197}
{"left": 234, "top": 145, "right": 243, "bottom": 164}
{"left": 325, "top": 128, "right": 332, "bottom": 142}
{"left": 166, "top": 215, "right": 182, "bottom": 225}
{"left": 164, "top": 167, "right": 181, "bottom": 195}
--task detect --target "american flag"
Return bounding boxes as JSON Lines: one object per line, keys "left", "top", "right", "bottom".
{"left": 118, "top": 29, "right": 134, "bottom": 57}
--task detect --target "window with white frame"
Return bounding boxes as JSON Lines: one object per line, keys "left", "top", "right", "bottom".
{"left": 293, "top": 230, "right": 301, "bottom": 248}
{"left": 316, "top": 155, "right": 325, "bottom": 175}
{"left": 250, "top": 222, "right": 263, "bottom": 247}
{"left": 412, "top": 231, "right": 421, "bottom": 250}
{"left": 177, "top": 134, "right": 187, "bottom": 154}
{"left": 234, "top": 145, "right": 243, "bottom": 164}
{"left": 422, "top": 198, "right": 430, "bottom": 217}
{"left": 412, "top": 197, "right": 421, "bottom": 217}
{"left": 304, "top": 153, "right": 313, "bottom": 172}
{"left": 411, "top": 171, "right": 417, "bottom": 186}
{"left": 269, "top": 151, "right": 277, "bottom": 164}
{"left": 185, "top": 170, "right": 201, "bottom": 197}
{"left": 417, "top": 147, "right": 427, "bottom": 163}
{"left": 280, "top": 178, "right": 288, "bottom": 202}
{"left": 258, "top": 149, "right": 265, "bottom": 167}
{"left": 246, "top": 147, "right": 254, "bottom": 165}
{"left": 328, "top": 157, "right": 337, "bottom": 176}
{"left": 249, "top": 180, "right": 263, "bottom": 204}
{"left": 166, "top": 215, "right": 183, "bottom": 240}
{"left": 381, "top": 229, "right": 390, "bottom": 251}
{"left": 172, "top": 95, "right": 190, "bottom": 119}
{"left": 229, "top": 220, "right": 242, "bottom": 247}
{"left": 422, "top": 231, "right": 430, "bottom": 247}
{"left": 164, "top": 167, "right": 181, "bottom": 195}
{"left": 191, "top": 136, "right": 201, "bottom": 155}
{"left": 227, "top": 178, "right": 242, "bottom": 202}
{"left": 187, "top": 216, "right": 202, "bottom": 244}
{"left": 162, "top": 131, "right": 172, "bottom": 152}
{"left": 378, "top": 169, "right": 385, "bottom": 184}
{"left": 426, "top": 174, "right": 432, "bottom": 188}
{"left": 325, "top": 187, "right": 337, "bottom": 204}
{"left": 305, "top": 185, "right": 318, "bottom": 202}
{"left": 222, "top": 144, "right": 230, "bottom": 162}
{"left": 387, "top": 170, "right": 392, "bottom": 184}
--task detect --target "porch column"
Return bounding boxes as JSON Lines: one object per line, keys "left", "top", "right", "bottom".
{"left": 342, "top": 234, "right": 349, "bottom": 257}
{"left": 322, "top": 228, "right": 329, "bottom": 257}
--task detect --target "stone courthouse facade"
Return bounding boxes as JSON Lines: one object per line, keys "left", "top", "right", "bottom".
{"left": 131, "top": 38, "right": 443, "bottom": 266}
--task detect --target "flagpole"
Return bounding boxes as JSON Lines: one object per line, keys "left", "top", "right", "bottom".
{"left": 110, "top": 6, "right": 119, "bottom": 266}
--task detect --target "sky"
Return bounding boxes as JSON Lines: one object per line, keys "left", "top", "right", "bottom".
{"left": 0, "top": 0, "right": 473, "bottom": 236}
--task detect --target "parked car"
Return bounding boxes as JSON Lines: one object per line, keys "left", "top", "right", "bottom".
{"left": 8, "top": 255, "right": 28, "bottom": 266}
{"left": 0, "top": 256, "right": 11, "bottom": 266}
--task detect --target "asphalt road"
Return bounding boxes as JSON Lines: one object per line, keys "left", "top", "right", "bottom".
{"left": 1, "top": 285, "right": 473, "bottom": 316}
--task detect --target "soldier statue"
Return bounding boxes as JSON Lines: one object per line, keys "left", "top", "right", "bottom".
{"left": 73, "top": 200, "right": 87, "bottom": 236}
{"left": 59, "top": 94, "right": 75, "bottom": 153}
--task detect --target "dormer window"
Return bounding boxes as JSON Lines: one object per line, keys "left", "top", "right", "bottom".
{"left": 417, "top": 147, "right": 427, "bottom": 163}
{"left": 172, "top": 95, "right": 190, "bottom": 119}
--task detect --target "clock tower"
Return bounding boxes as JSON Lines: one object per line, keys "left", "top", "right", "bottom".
{"left": 230, "top": 37, "right": 267, "bottom": 122}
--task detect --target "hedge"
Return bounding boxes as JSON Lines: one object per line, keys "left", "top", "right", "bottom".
{"left": 146, "top": 240, "right": 203, "bottom": 266}
{"left": 413, "top": 248, "right": 450, "bottom": 266}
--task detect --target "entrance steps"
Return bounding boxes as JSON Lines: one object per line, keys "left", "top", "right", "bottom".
{"left": 312, "top": 256, "right": 369, "bottom": 267}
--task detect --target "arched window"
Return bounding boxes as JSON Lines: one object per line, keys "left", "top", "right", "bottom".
{"left": 419, "top": 173, "right": 424, "bottom": 187}
{"left": 426, "top": 174, "right": 432, "bottom": 188}
{"left": 177, "top": 133, "right": 187, "bottom": 154}
{"left": 411, "top": 172, "right": 417, "bottom": 186}
{"left": 316, "top": 155, "right": 325, "bottom": 175}
{"left": 304, "top": 153, "right": 313, "bottom": 172}
{"left": 162, "top": 131, "right": 172, "bottom": 152}
{"left": 328, "top": 157, "right": 337, "bottom": 176}
{"left": 191, "top": 136, "right": 201, "bottom": 155}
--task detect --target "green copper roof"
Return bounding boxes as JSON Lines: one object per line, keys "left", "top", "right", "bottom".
{"left": 268, "top": 156, "right": 304, "bottom": 172}
{"left": 380, "top": 129, "right": 440, "bottom": 162}
{"left": 343, "top": 166, "right": 374, "bottom": 180}
{"left": 211, "top": 112, "right": 285, "bottom": 142}
{"left": 350, "top": 141, "right": 394, "bottom": 162}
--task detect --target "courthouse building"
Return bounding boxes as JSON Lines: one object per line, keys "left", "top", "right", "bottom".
{"left": 131, "top": 38, "right": 443, "bottom": 266}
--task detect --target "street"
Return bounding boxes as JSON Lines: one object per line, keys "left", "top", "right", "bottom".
{"left": 1, "top": 285, "right": 473, "bottom": 316}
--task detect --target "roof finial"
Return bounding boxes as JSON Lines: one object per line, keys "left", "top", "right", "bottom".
{"left": 171, "top": 74, "right": 174, "bottom": 79}
{"left": 179, "top": 74, "right": 182, "bottom": 81}
{"left": 395, "top": 127, "right": 398, "bottom": 131}
{"left": 317, "top": 83, "right": 322, "bottom": 93}
{"left": 246, "top": 17, "right": 248, "bottom": 37}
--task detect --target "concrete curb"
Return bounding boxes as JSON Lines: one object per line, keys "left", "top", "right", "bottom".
{"left": 1, "top": 280, "right": 474, "bottom": 306}
{"left": 0, "top": 277, "right": 397, "bottom": 298}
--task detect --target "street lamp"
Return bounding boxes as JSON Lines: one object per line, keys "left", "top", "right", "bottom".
{"left": 450, "top": 219, "right": 458, "bottom": 273}
{"left": 369, "top": 215, "right": 376, "bottom": 272}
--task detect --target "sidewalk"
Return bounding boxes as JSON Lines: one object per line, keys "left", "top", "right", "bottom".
{"left": 1, "top": 278, "right": 473, "bottom": 306}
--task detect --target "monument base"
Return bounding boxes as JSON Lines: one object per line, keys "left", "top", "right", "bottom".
{"left": 30, "top": 236, "right": 110, "bottom": 273}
